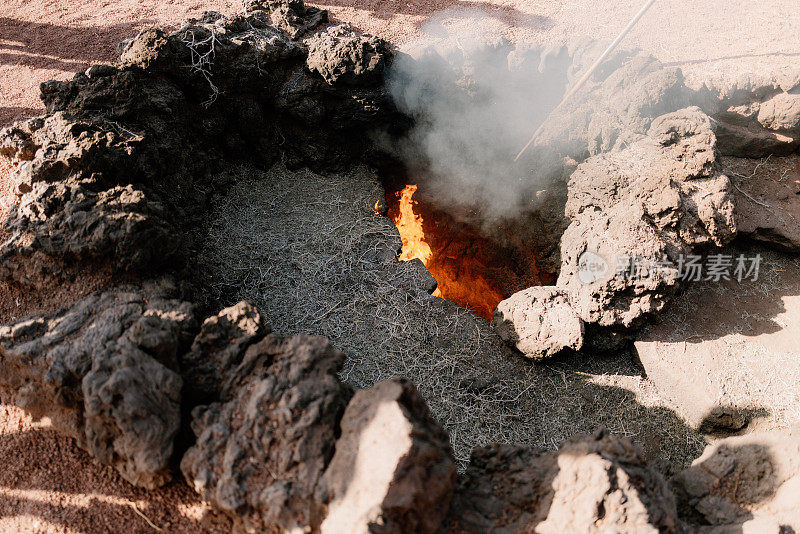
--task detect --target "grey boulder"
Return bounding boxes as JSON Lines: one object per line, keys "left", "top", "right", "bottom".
{"left": 492, "top": 286, "right": 584, "bottom": 360}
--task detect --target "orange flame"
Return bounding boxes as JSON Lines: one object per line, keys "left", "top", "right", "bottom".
{"left": 389, "top": 183, "right": 544, "bottom": 320}
{"left": 393, "top": 185, "right": 432, "bottom": 265}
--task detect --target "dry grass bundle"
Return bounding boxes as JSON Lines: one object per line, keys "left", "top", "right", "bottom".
{"left": 197, "top": 162, "right": 705, "bottom": 472}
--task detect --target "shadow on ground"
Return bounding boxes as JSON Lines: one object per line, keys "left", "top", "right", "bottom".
{"left": 0, "top": 106, "right": 42, "bottom": 128}
{"left": 317, "top": 0, "right": 553, "bottom": 34}
{"left": 0, "top": 17, "right": 154, "bottom": 66}
{"left": 0, "top": 412, "right": 230, "bottom": 532}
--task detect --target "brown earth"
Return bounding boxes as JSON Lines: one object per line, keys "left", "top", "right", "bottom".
{"left": 2, "top": 1, "right": 799, "bottom": 129}
{"left": 0, "top": 404, "right": 231, "bottom": 533}
{"left": 0, "top": 0, "right": 799, "bottom": 532}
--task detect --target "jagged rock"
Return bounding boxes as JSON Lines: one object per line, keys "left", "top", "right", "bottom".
{"left": 181, "top": 301, "right": 269, "bottom": 405}
{"left": 536, "top": 41, "right": 694, "bottom": 157}
{"left": 492, "top": 286, "right": 584, "bottom": 360}
{"left": 557, "top": 107, "right": 736, "bottom": 329}
{"left": 83, "top": 343, "right": 183, "bottom": 488}
{"left": 0, "top": 13, "right": 400, "bottom": 306}
{"left": 181, "top": 333, "right": 352, "bottom": 533}
{"left": 0, "top": 182, "right": 180, "bottom": 289}
{"left": 0, "top": 287, "right": 197, "bottom": 488}
{"left": 243, "top": 0, "right": 327, "bottom": 39}
{"left": 0, "top": 8, "right": 391, "bottom": 219}
{"left": 0, "top": 112, "right": 142, "bottom": 194}
{"left": 672, "top": 432, "right": 800, "bottom": 530}
{"left": 272, "top": 1, "right": 327, "bottom": 39}
{"left": 306, "top": 24, "right": 392, "bottom": 86}
{"left": 118, "top": 28, "right": 180, "bottom": 73}
{"left": 444, "top": 429, "right": 678, "bottom": 533}
{"left": 0, "top": 117, "right": 42, "bottom": 161}
{"left": 316, "top": 378, "right": 456, "bottom": 534}
{"left": 758, "top": 92, "right": 800, "bottom": 133}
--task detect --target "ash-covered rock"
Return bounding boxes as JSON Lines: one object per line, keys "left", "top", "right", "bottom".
{"left": 536, "top": 40, "right": 694, "bottom": 157}
{"left": 0, "top": 286, "right": 197, "bottom": 488}
{"left": 493, "top": 286, "right": 584, "bottom": 360}
{"left": 557, "top": 107, "right": 736, "bottom": 330}
{"left": 757, "top": 92, "right": 800, "bottom": 133}
{"left": 180, "top": 333, "right": 351, "bottom": 533}
{"left": 306, "top": 24, "right": 391, "bottom": 86}
{"left": 444, "top": 429, "right": 679, "bottom": 533}
{"left": 713, "top": 90, "right": 800, "bottom": 157}
{"left": 316, "top": 378, "right": 456, "bottom": 534}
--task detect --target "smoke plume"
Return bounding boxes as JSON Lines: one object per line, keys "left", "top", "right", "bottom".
{"left": 386, "top": 9, "right": 572, "bottom": 223}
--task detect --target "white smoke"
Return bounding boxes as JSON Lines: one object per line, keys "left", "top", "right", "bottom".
{"left": 386, "top": 9, "right": 572, "bottom": 222}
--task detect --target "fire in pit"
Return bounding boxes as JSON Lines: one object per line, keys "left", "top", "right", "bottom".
{"left": 386, "top": 182, "right": 547, "bottom": 321}
{"left": 392, "top": 185, "right": 434, "bottom": 266}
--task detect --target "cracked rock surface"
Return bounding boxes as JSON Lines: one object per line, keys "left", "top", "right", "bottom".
{"left": 316, "top": 378, "right": 456, "bottom": 534}
{"left": 0, "top": 285, "right": 196, "bottom": 488}
{"left": 180, "top": 332, "right": 352, "bottom": 533}
{"left": 492, "top": 286, "right": 584, "bottom": 360}
{"left": 557, "top": 107, "right": 737, "bottom": 331}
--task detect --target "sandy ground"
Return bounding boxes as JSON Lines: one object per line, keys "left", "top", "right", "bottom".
{"left": 0, "top": 405, "right": 231, "bottom": 533}
{"left": 2, "top": 0, "right": 799, "bottom": 128}
{"left": 0, "top": 1, "right": 799, "bottom": 532}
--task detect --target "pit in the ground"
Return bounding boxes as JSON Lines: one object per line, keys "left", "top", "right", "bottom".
{"left": 382, "top": 171, "right": 554, "bottom": 321}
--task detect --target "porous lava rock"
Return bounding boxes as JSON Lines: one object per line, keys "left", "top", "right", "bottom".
{"left": 0, "top": 112, "right": 143, "bottom": 196}
{"left": 444, "top": 428, "right": 678, "bottom": 533}
{"left": 181, "top": 300, "right": 269, "bottom": 405}
{"left": 0, "top": 9, "right": 399, "bottom": 292}
{"left": 557, "top": 107, "right": 737, "bottom": 330}
{"left": 492, "top": 286, "right": 584, "bottom": 360}
{"left": 537, "top": 40, "right": 694, "bottom": 157}
{"left": 0, "top": 286, "right": 197, "bottom": 488}
{"left": 244, "top": 0, "right": 328, "bottom": 39}
{"left": 0, "top": 6, "right": 796, "bottom": 530}
{"left": 306, "top": 24, "right": 392, "bottom": 86}
{"left": 316, "top": 378, "right": 456, "bottom": 534}
{"left": 180, "top": 333, "right": 352, "bottom": 533}
{"left": 0, "top": 182, "right": 179, "bottom": 289}
{"left": 0, "top": 3, "right": 402, "bottom": 509}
